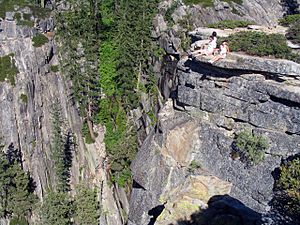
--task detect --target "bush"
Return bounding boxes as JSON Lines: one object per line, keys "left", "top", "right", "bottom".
{"left": 165, "top": 0, "right": 180, "bottom": 24}
{"left": 32, "top": 33, "right": 49, "bottom": 47}
{"left": 10, "top": 216, "right": 28, "bottom": 225}
{"left": 275, "top": 158, "right": 300, "bottom": 221}
{"left": 20, "top": 94, "right": 28, "bottom": 103}
{"left": 50, "top": 65, "right": 59, "bottom": 73}
{"left": 188, "top": 160, "right": 201, "bottom": 173}
{"left": 183, "top": 0, "right": 214, "bottom": 7}
{"left": 0, "top": 54, "right": 19, "bottom": 85}
{"left": 0, "top": 0, "right": 50, "bottom": 19}
{"left": 286, "top": 22, "right": 300, "bottom": 45}
{"left": 224, "top": 31, "right": 299, "bottom": 62}
{"left": 234, "top": 130, "right": 269, "bottom": 165}
{"left": 279, "top": 14, "right": 300, "bottom": 26}
{"left": 208, "top": 20, "right": 253, "bottom": 29}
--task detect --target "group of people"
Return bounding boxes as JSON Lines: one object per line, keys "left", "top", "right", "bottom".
{"left": 189, "top": 31, "right": 230, "bottom": 63}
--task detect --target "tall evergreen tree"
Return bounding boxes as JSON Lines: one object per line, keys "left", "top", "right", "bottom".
{"left": 73, "top": 184, "right": 99, "bottom": 225}
{"left": 40, "top": 191, "right": 71, "bottom": 225}
{"left": 50, "top": 101, "right": 73, "bottom": 192}
{"left": 57, "top": 0, "right": 101, "bottom": 141}
{"left": 0, "top": 150, "right": 36, "bottom": 220}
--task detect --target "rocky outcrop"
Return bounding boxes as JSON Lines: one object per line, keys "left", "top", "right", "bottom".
{"left": 128, "top": 52, "right": 300, "bottom": 224}
{"left": 160, "top": 0, "right": 289, "bottom": 28}
{"left": 192, "top": 53, "right": 300, "bottom": 76}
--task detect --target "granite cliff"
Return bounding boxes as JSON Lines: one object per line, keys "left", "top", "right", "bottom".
{"left": 128, "top": 0, "right": 300, "bottom": 225}
{"left": 0, "top": 3, "right": 125, "bottom": 225}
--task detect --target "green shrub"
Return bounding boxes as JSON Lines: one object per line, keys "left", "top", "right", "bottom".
{"left": 223, "top": 0, "right": 243, "bottom": 4}
{"left": 279, "top": 14, "right": 300, "bottom": 26}
{"left": 234, "top": 130, "right": 269, "bottom": 165}
{"left": 208, "top": 20, "right": 253, "bottom": 29}
{"left": 286, "top": 22, "right": 300, "bottom": 45}
{"left": 82, "top": 122, "right": 96, "bottom": 144}
{"left": 165, "top": 0, "right": 180, "bottom": 24}
{"left": 20, "top": 94, "right": 28, "bottom": 103}
{"left": 224, "top": 31, "right": 299, "bottom": 62}
{"left": 0, "top": 54, "right": 19, "bottom": 85}
{"left": 188, "top": 160, "right": 201, "bottom": 173}
{"left": 10, "top": 216, "right": 29, "bottom": 225}
{"left": 74, "top": 184, "right": 99, "bottom": 225}
{"left": 50, "top": 65, "right": 59, "bottom": 73}
{"left": 183, "top": 0, "right": 243, "bottom": 7}
{"left": 275, "top": 158, "right": 300, "bottom": 220}
{"left": 14, "top": 12, "right": 34, "bottom": 27}
{"left": 183, "top": 0, "right": 214, "bottom": 7}
{"left": 0, "top": 0, "right": 50, "bottom": 19}
{"left": 32, "top": 33, "right": 49, "bottom": 47}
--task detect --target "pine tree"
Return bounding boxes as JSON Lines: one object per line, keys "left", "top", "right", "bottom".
{"left": 0, "top": 152, "right": 10, "bottom": 217}
{"left": 56, "top": 0, "right": 101, "bottom": 141}
{"left": 74, "top": 184, "right": 99, "bottom": 225}
{"left": 6, "top": 163, "right": 36, "bottom": 218}
{"left": 40, "top": 191, "right": 71, "bottom": 225}
{"left": 0, "top": 150, "right": 36, "bottom": 220}
{"left": 51, "top": 102, "right": 73, "bottom": 192}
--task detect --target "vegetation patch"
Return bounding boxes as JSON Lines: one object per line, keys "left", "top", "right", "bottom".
{"left": 32, "top": 33, "right": 49, "bottom": 47}
{"left": 183, "top": 0, "right": 214, "bottom": 7}
{"left": 223, "top": 0, "right": 243, "bottom": 5}
{"left": 165, "top": 0, "right": 180, "bottom": 24}
{"left": 274, "top": 158, "right": 300, "bottom": 222}
{"left": 0, "top": 54, "right": 19, "bottom": 85}
{"left": 0, "top": 148, "right": 37, "bottom": 220}
{"left": 20, "top": 94, "right": 28, "bottom": 103}
{"left": 188, "top": 160, "right": 202, "bottom": 173}
{"left": 286, "top": 19, "right": 300, "bottom": 45}
{"left": 14, "top": 12, "right": 34, "bottom": 27}
{"left": 208, "top": 20, "right": 253, "bottom": 29}
{"left": 183, "top": 0, "right": 243, "bottom": 7}
{"left": 223, "top": 31, "right": 300, "bottom": 63}
{"left": 50, "top": 65, "right": 59, "bottom": 73}
{"left": 279, "top": 14, "right": 300, "bottom": 26}
{"left": 233, "top": 130, "right": 269, "bottom": 166}
{"left": 0, "top": 0, "right": 50, "bottom": 19}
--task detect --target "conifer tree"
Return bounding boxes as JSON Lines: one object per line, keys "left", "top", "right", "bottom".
{"left": 51, "top": 101, "right": 73, "bottom": 192}
{"left": 0, "top": 150, "right": 36, "bottom": 220}
{"left": 57, "top": 0, "right": 101, "bottom": 141}
{"left": 6, "top": 163, "right": 36, "bottom": 218}
{"left": 40, "top": 191, "right": 71, "bottom": 225}
{"left": 74, "top": 184, "right": 99, "bottom": 225}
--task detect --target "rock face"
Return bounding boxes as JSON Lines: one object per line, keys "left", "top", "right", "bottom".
{"left": 0, "top": 9, "right": 124, "bottom": 225}
{"left": 128, "top": 53, "right": 300, "bottom": 224}
{"left": 164, "top": 0, "right": 289, "bottom": 27}
{"left": 193, "top": 53, "right": 300, "bottom": 76}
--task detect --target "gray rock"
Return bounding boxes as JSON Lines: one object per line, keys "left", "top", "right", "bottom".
{"left": 194, "top": 53, "right": 300, "bottom": 76}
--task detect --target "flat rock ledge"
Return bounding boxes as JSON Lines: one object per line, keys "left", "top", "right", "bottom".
{"left": 193, "top": 53, "right": 300, "bottom": 76}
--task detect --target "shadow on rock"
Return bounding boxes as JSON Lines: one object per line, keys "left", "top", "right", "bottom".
{"left": 172, "top": 195, "right": 262, "bottom": 225}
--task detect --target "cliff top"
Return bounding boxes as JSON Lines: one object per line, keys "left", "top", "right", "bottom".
{"left": 190, "top": 52, "right": 300, "bottom": 76}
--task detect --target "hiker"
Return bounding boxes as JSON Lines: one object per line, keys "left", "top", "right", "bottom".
{"left": 209, "top": 41, "right": 230, "bottom": 63}
{"left": 190, "top": 31, "right": 217, "bottom": 51}
{"left": 191, "top": 35, "right": 217, "bottom": 58}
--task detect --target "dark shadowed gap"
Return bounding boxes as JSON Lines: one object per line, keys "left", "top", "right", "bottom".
{"left": 148, "top": 204, "right": 165, "bottom": 225}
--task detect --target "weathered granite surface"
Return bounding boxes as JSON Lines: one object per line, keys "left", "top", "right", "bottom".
{"left": 0, "top": 9, "right": 124, "bottom": 225}
{"left": 193, "top": 53, "right": 300, "bottom": 76}
{"left": 128, "top": 54, "right": 300, "bottom": 224}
